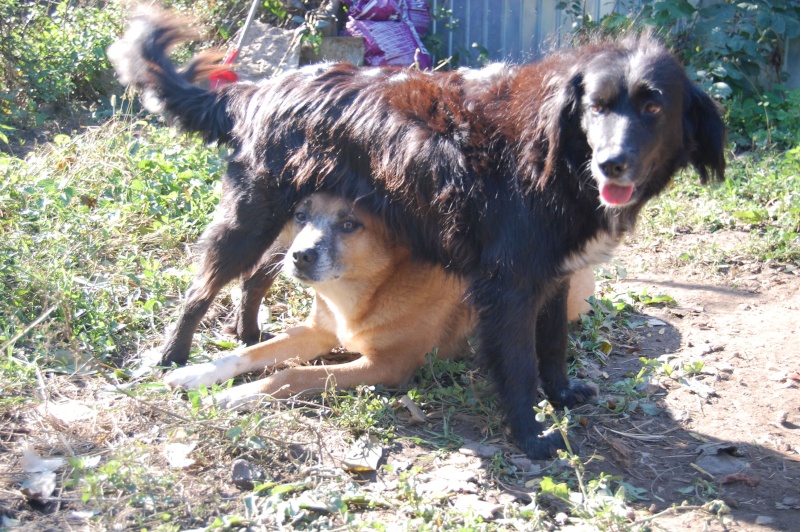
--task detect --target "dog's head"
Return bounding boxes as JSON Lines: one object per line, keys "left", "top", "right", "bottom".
{"left": 543, "top": 34, "right": 726, "bottom": 208}
{"left": 281, "top": 193, "right": 401, "bottom": 288}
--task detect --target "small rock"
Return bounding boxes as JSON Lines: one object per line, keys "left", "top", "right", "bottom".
{"left": 666, "top": 407, "right": 690, "bottom": 422}
{"left": 769, "top": 372, "right": 787, "bottom": 382}
{"left": 388, "top": 459, "right": 412, "bottom": 473}
{"left": 509, "top": 456, "right": 533, "bottom": 471}
{"left": 755, "top": 516, "right": 775, "bottom": 526}
{"left": 417, "top": 476, "right": 477, "bottom": 496}
{"left": 780, "top": 496, "right": 800, "bottom": 508}
{"left": 695, "top": 445, "right": 746, "bottom": 475}
{"left": 497, "top": 491, "right": 522, "bottom": 504}
{"left": 453, "top": 495, "right": 502, "bottom": 520}
{"left": 715, "top": 362, "right": 734, "bottom": 373}
{"left": 777, "top": 411, "right": 789, "bottom": 425}
{"left": 20, "top": 472, "right": 57, "bottom": 501}
{"left": 232, "top": 459, "right": 266, "bottom": 490}
{"left": 682, "top": 378, "right": 717, "bottom": 399}
{"left": 426, "top": 465, "right": 477, "bottom": 484}
{"left": 640, "top": 382, "right": 664, "bottom": 396}
{"left": 459, "top": 441, "right": 500, "bottom": 459}
{"left": 554, "top": 512, "right": 570, "bottom": 526}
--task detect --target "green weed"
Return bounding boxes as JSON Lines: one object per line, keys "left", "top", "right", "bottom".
{"left": 1, "top": 113, "right": 224, "bottom": 370}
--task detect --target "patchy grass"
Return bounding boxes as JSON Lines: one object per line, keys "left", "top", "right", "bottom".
{"left": 2, "top": 113, "right": 795, "bottom": 529}
{"left": 634, "top": 147, "right": 800, "bottom": 266}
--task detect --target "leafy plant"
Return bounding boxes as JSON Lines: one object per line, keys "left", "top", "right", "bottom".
{"left": 534, "top": 401, "right": 638, "bottom": 527}
{"left": 0, "top": 0, "right": 122, "bottom": 126}
{"left": 0, "top": 114, "right": 224, "bottom": 366}
{"left": 727, "top": 87, "right": 800, "bottom": 150}
{"left": 570, "top": 295, "right": 632, "bottom": 363}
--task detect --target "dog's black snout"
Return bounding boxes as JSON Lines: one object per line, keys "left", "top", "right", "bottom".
{"left": 598, "top": 153, "right": 629, "bottom": 179}
{"left": 293, "top": 248, "right": 318, "bottom": 269}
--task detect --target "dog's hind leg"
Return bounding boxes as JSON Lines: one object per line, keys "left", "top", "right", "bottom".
{"left": 160, "top": 185, "right": 294, "bottom": 366}
{"left": 537, "top": 278, "right": 597, "bottom": 408}
{"left": 223, "top": 249, "right": 285, "bottom": 345}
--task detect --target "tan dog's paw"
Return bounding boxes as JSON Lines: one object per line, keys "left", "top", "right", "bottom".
{"left": 214, "top": 380, "right": 270, "bottom": 410}
{"left": 163, "top": 362, "right": 220, "bottom": 390}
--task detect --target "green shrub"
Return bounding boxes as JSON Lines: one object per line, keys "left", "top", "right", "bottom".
{"left": 0, "top": 115, "right": 224, "bottom": 365}
{"left": 727, "top": 87, "right": 800, "bottom": 150}
{"left": 0, "top": 0, "right": 122, "bottom": 126}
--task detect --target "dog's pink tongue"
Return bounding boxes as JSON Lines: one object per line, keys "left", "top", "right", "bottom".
{"left": 600, "top": 183, "right": 635, "bottom": 205}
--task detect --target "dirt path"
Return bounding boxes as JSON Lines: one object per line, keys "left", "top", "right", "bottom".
{"left": 293, "top": 231, "right": 800, "bottom": 529}
{"left": 581, "top": 235, "right": 800, "bottom": 530}
{"left": 3, "top": 231, "right": 798, "bottom": 530}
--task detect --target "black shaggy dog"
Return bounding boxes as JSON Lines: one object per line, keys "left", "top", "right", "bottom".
{"left": 108, "top": 8, "right": 725, "bottom": 459}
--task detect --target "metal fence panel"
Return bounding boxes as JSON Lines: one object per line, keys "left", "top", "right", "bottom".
{"left": 429, "top": 0, "right": 620, "bottom": 65}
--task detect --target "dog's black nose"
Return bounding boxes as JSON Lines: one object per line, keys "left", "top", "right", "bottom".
{"left": 598, "top": 153, "right": 628, "bottom": 179}
{"left": 293, "top": 248, "right": 318, "bottom": 269}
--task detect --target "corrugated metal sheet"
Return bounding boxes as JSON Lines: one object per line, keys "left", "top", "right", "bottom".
{"left": 429, "top": 0, "right": 620, "bottom": 65}
{"left": 426, "top": 2, "right": 800, "bottom": 85}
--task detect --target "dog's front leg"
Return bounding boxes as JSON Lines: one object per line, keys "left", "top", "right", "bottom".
{"left": 213, "top": 350, "right": 420, "bottom": 409}
{"left": 164, "top": 319, "right": 339, "bottom": 391}
{"left": 471, "top": 275, "right": 566, "bottom": 459}
{"left": 537, "top": 277, "right": 597, "bottom": 407}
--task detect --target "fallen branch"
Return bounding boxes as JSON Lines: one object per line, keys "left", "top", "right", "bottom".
{"left": 633, "top": 500, "right": 730, "bottom": 526}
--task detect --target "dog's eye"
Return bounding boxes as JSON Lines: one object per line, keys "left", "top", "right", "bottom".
{"left": 643, "top": 102, "right": 662, "bottom": 115}
{"left": 340, "top": 220, "right": 360, "bottom": 233}
{"left": 589, "top": 104, "right": 606, "bottom": 114}
{"left": 294, "top": 211, "right": 307, "bottom": 223}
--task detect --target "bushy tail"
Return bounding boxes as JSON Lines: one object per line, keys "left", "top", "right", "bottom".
{"left": 107, "top": 7, "right": 234, "bottom": 144}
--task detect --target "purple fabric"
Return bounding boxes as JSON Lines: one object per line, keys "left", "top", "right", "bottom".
{"left": 404, "top": 0, "right": 431, "bottom": 35}
{"left": 343, "top": 18, "right": 431, "bottom": 69}
{"left": 345, "top": 0, "right": 403, "bottom": 21}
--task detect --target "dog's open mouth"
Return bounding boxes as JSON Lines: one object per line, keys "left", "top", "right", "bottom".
{"left": 599, "top": 182, "right": 635, "bottom": 205}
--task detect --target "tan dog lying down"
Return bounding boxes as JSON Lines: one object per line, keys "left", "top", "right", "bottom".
{"left": 164, "top": 193, "right": 595, "bottom": 407}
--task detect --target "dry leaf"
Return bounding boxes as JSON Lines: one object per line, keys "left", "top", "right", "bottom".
{"left": 399, "top": 394, "right": 428, "bottom": 423}
{"left": 20, "top": 446, "right": 65, "bottom": 473}
{"left": 164, "top": 442, "right": 196, "bottom": 469}
{"left": 20, "top": 472, "right": 56, "bottom": 500}
{"left": 343, "top": 435, "right": 383, "bottom": 472}
{"left": 607, "top": 436, "right": 633, "bottom": 468}
{"left": 722, "top": 472, "right": 760, "bottom": 487}
{"left": 41, "top": 400, "right": 95, "bottom": 424}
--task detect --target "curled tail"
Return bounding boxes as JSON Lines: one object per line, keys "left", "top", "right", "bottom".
{"left": 107, "top": 7, "right": 235, "bottom": 144}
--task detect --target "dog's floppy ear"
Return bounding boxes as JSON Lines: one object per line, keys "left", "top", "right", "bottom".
{"left": 684, "top": 83, "right": 726, "bottom": 184}
{"left": 541, "top": 71, "right": 586, "bottom": 182}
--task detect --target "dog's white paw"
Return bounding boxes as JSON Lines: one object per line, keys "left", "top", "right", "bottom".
{"left": 163, "top": 363, "right": 220, "bottom": 390}
{"left": 214, "top": 381, "right": 269, "bottom": 411}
